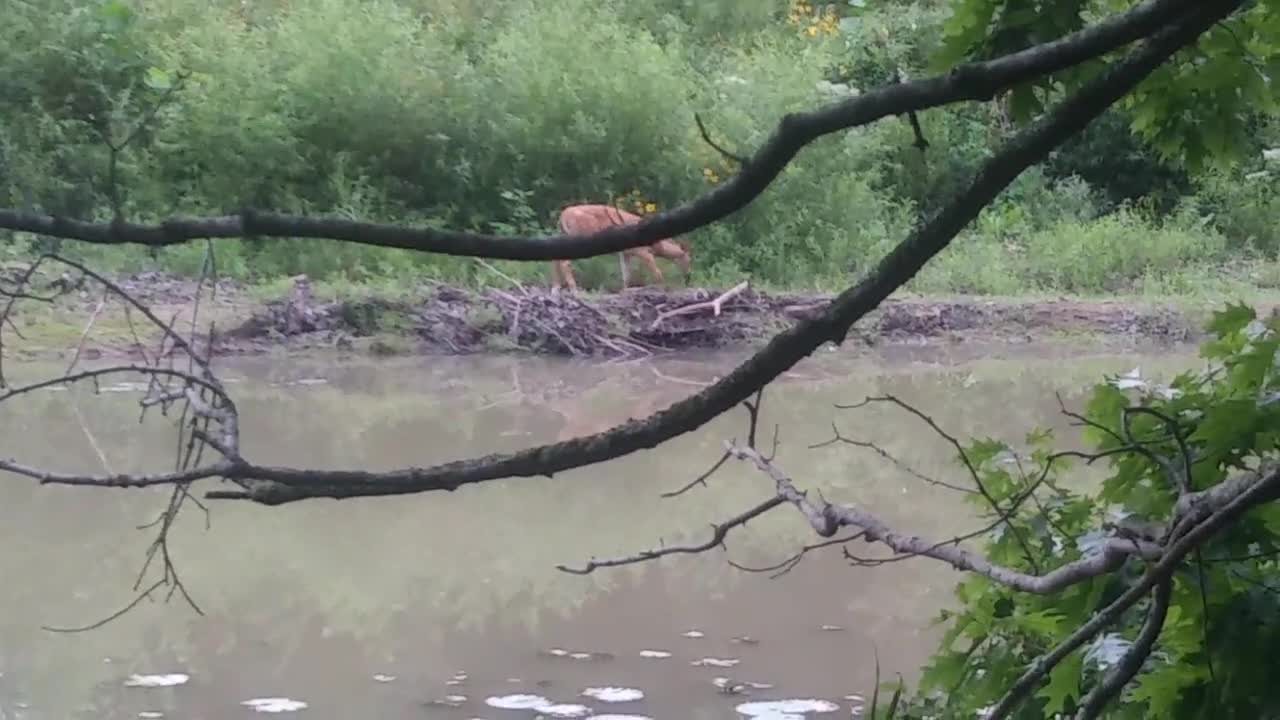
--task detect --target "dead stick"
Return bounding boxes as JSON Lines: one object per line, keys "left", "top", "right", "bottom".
{"left": 650, "top": 281, "right": 749, "bottom": 328}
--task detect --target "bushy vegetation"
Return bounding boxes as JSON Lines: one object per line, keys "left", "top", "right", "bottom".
{"left": 882, "top": 304, "right": 1280, "bottom": 719}
{"left": 1, "top": 0, "right": 1278, "bottom": 294}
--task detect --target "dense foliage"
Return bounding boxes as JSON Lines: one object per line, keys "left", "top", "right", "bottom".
{"left": 883, "top": 303, "right": 1280, "bottom": 718}
{"left": 1, "top": 0, "right": 1277, "bottom": 293}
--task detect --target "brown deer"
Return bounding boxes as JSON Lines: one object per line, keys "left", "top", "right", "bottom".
{"left": 551, "top": 204, "right": 692, "bottom": 292}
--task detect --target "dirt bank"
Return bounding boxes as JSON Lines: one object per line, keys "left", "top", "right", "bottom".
{"left": 223, "top": 276, "right": 1200, "bottom": 359}
{"left": 4, "top": 272, "right": 1203, "bottom": 362}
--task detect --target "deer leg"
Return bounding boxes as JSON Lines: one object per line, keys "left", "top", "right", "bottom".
{"left": 552, "top": 260, "right": 577, "bottom": 293}
{"left": 564, "top": 262, "right": 578, "bottom": 293}
{"left": 640, "top": 250, "right": 665, "bottom": 288}
{"left": 619, "top": 252, "right": 631, "bottom": 290}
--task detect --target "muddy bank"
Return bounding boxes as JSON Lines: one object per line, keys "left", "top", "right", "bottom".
{"left": 4, "top": 271, "right": 1206, "bottom": 362}
{"left": 214, "top": 276, "right": 1197, "bottom": 359}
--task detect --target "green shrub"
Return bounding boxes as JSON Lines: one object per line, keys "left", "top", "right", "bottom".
{"left": 0, "top": 0, "right": 1269, "bottom": 294}
{"left": 1190, "top": 140, "right": 1280, "bottom": 255}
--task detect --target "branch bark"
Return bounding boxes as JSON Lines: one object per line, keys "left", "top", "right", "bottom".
{"left": 1075, "top": 578, "right": 1173, "bottom": 720}
{"left": 726, "top": 444, "right": 1164, "bottom": 595}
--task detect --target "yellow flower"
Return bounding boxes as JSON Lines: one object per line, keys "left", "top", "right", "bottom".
{"left": 806, "top": 25, "right": 818, "bottom": 36}
{"left": 644, "top": 202, "right": 657, "bottom": 213}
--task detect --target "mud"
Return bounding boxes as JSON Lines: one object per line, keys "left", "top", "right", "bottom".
{"left": 215, "top": 276, "right": 1196, "bottom": 359}
{"left": 4, "top": 271, "right": 1203, "bottom": 362}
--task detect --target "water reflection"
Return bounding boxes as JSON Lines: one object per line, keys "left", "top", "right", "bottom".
{"left": 0, "top": 343, "right": 1199, "bottom": 719}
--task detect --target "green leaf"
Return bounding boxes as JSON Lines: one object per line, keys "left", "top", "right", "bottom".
{"left": 1025, "top": 427, "right": 1054, "bottom": 448}
{"left": 1082, "top": 383, "right": 1126, "bottom": 450}
{"left": 1037, "top": 651, "right": 1083, "bottom": 716}
{"left": 1007, "top": 84, "right": 1044, "bottom": 123}
{"left": 1207, "top": 302, "right": 1257, "bottom": 339}
{"left": 919, "top": 650, "right": 969, "bottom": 694}
{"left": 965, "top": 437, "right": 1009, "bottom": 467}
{"left": 932, "top": 0, "right": 997, "bottom": 70}
{"left": 143, "top": 67, "right": 172, "bottom": 91}
{"left": 1014, "top": 608, "right": 1065, "bottom": 636}
{"left": 1127, "top": 660, "right": 1210, "bottom": 717}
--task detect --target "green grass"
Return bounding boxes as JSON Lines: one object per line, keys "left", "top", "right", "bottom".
{"left": 15, "top": 218, "right": 1279, "bottom": 307}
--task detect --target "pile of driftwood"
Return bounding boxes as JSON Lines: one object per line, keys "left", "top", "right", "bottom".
{"left": 222, "top": 275, "right": 1194, "bottom": 358}
{"left": 226, "top": 276, "right": 803, "bottom": 358}
{"left": 428, "top": 280, "right": 789, "bottom": 359}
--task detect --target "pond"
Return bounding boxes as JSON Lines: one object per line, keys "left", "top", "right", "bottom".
{"left": 0, "top": 342, "right": 1200, "bottom": 719}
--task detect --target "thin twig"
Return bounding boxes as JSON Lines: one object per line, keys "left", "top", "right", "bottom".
{"left": 694, "top": 112, "right": 747, "bottom": 166}
{"left": 41, "top": 580, "right": 166, "bottom": 633}
{"left": 837, "top": 394, "right": 1041, "bottom": 571}
{"left": 557, "top": 495, "right": 786, "bottom": 574}
{"left": 810, "top": 422, "right": 977, "bottom": 494}
{"left": 728, "top": 532, "right": 866, "bottom": 579}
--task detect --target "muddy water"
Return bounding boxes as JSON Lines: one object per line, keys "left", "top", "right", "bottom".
{"left": 0, "top": 343, "right": 1199, "bottom": 720}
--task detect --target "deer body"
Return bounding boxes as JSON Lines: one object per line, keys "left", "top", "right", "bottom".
{"left": 552, "top": 204, "right": 691, "bottom": 292}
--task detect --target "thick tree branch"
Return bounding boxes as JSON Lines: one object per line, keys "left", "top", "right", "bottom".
{"left": 194, "top": 0, "right": 1217, "bottom": 505}
{"left": 727, "top": 444, "right": 1163, "bottom": 594}
{"left": 570, "top": 425, "right": 1274, "bottom": 597}
{"left": 0, "top": 0, "right": 1197, "bottom": 260}
{"left": 1075, "top": 578, "right": 1173, "bottom": 720}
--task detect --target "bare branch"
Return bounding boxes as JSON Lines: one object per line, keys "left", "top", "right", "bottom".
{"left": 694, "top": 112, "right": 747, "bottom": 166}
{"left": 556, "top": 495, "right": 786, "bottom": 574}
{"left": 0, "top": 365, "right": 227, "bottom": 406}
{"left": 650, "top": 280, "right": 749, "bottom": 327}
{"left": 728, "top": 532, "right": 866, "bottom": 579}
{"left": 662, "top": 449, "right": 731, "bottom": 498}
{"left": 837, "top": 394, "right": 1041, "bottom": 570}
{"left": 0, "top": 457, "right": 231, "bottom": 488}
{"left": 41, "top": 579, "right": 168, "bottom": 633}
{"left": 661, "top": 390, "right": 767, "bottom": 497}
{"left": 66, "top": 288, "right": 109, "bottom": 376}
{"left": 0, "top": 255, "right": 55, "bottom": 387}
{"left": 810, "top": 422, "right": 977, "bottom": 495}
{"left": 744, "top": 388, "right": 765, "bottom": 449}
{"left": 45, "top": 255, "right": 213, "bottom": 374}
{"left": 727, "top": 443, "right": 1161, "bottom": 594}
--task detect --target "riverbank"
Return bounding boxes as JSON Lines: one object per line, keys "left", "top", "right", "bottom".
{"left": 2, "top": 271, "right": 1248, "bottom": 364}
